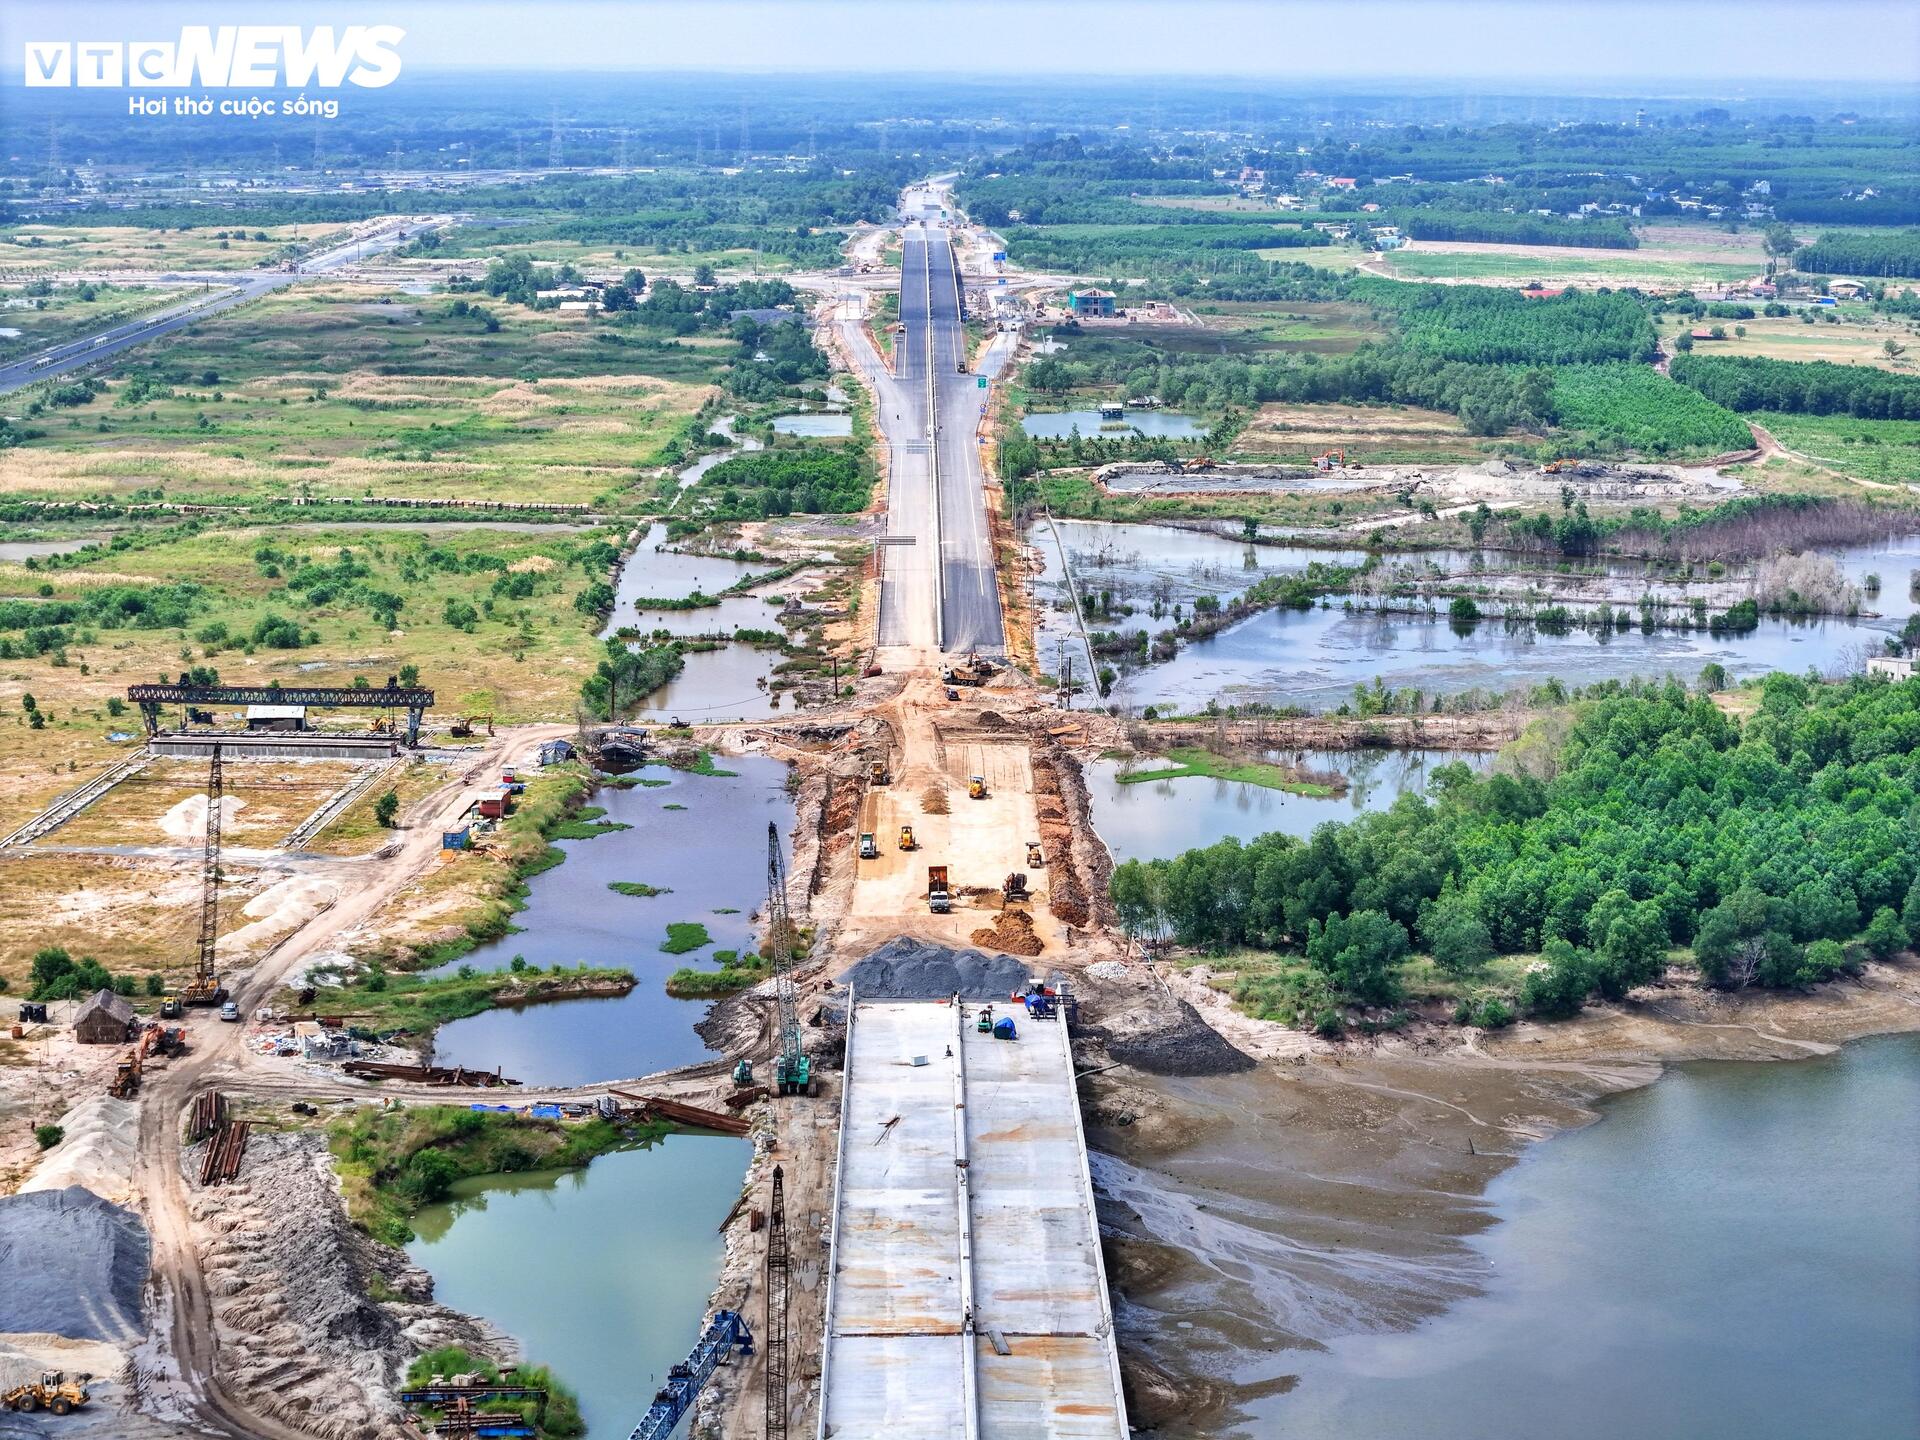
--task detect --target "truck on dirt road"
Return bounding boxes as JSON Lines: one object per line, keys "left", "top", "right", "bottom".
{"left": 927, "top": 865, "right": 951, "bottom": 913}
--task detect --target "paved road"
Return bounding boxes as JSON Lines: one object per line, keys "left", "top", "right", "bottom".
{"left": 899, "top": 185, "right": 1006, "bottom": 655}
{"left": 0, "top": 218, "right": 441, "bottom": 397}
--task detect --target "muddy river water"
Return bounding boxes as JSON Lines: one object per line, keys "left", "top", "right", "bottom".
{"left": 1101, "top": 1032, "right": 1920, "bottom": 1438}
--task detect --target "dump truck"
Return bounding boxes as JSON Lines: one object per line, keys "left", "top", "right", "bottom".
{"left": 968, "top": 774, "right": 987, "bottom": 800}
{"left": 858, "top": 792, "right": 879, "bottom": 858}
{"left": 899, "top": 825, "right": 916, "bottom": 851}
{"left": 869, "top": 758, "right": 890, "bottom": 786}
{"left": 927, "top": 865, "right": 952, "bottom": 914}
{"left": 1, "top": 1371, "right": 91, "bottom": 1415}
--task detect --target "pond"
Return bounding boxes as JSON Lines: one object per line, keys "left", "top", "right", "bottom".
{"left": 601, "top": 523, "right": 765, "bottom": 640}
{"left": 634, "top": 643, "right": 789, "bottom": 723}
{"left": 0, "top": 537, "right": 104, "bottom": 562}
{"left": 408, "top": 1134, "right": 751, "bottom": 1439}
{"left": 430, "top": 755, "right": 792, "bottom": 1086}
{"left": 1087, "top": 749, "right": 1495, "bottom": 863}
{"left": 1021, "top": 408, "right": 1209, "bottom": 440}
{"left": 770, "top": 412, "right": 853, "bottom": 437}
{"left": 1262, "top": 1032, "right": 1920, "bottom": 1439}
{"left": 1110, "top": 604, "right": 1895, "bottom": 716}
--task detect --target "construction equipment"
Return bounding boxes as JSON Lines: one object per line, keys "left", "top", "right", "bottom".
{"left": 765, "top": 821, "right": 812, "bottom": 1097}
{"left": 1026, "top": 841, "right": 1044, "bottom": 868}
{"left": 976, "top": 1004, "right": 993, "bottom": 1034}
{"left": 899, "top": 825, "right": 916, "bottom": 851}
{"left": 731, "top": 1058, "right": 755, "bottom": 1087}
{"left": 765, "top": 1165, "right": 790, "bottom": 1440}
{"left": 927, "top": 865, "right": 952, "bottom": 914}
{"left": 858, "top": 832, "right": 878, "bottom": 860}
{"left": 968, "top": 774, "right": 987, "bottom": 800}
{"left": 108, "top": 1048, "right": 141, "bottom": 1099}
{"left": 180, "top": 744, "right": 228, "bottom": 1007}
{"left": 1314, "top": 448, "right": 1346, "bottom": 471}
{"left": 869, "top": 758, "right": 890, "bottom": 786}
{"left": 1, "top": 1371, "right": 92, "bottom": 1415}
{"left": 857, "top": 791, "right": 878, "bottom": 858}
{"left": 627, "top": 1310, "right": 753, "bottom": 1440}
{"left": 449, "top": 714, "right": 494, "bottom": 738}
{"left": 159, "top": 993, "right": 182, "bottom": 1019}
{"left": 1002, "top": 872, "right": 1030, "bottom": 903}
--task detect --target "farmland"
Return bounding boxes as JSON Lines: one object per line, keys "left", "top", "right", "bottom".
{"left": 0, "top": 222, "right": 331, "bottom": 274}
{"left": 0, "top": 282, "right": 718, "bottom": 505}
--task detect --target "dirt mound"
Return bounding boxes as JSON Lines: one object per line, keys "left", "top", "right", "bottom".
{"left": 1091, "top": 997, "right": 1255, "bottom": 1077}
{"left": 839, "top": 937, "right": 1033, "bottom": 1000}
{"left": 920, "top": 784, "right": 950, "bottom": 815}
{"left": 971, "top": 908, "right": 1044, "bottom": 957}
{"left": 0, "top": 1186, "right": 148, "bottom": 1341}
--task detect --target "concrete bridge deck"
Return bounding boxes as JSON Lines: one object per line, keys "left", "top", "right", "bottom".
{"left": 819, "top": 996, "right": 1127, "bottom": 1439}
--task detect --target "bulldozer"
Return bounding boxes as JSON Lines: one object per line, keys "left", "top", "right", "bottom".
{"left": 1026, "top": 841, "right": 1044, "bottom": 868}
{"left": 899, "top": 825, "right": 916, "bottom": 851}
{"left": 968, "top": 774, "right": 987, "bottom": 800}
{"left": 1, "top": 1371, "right": 92, "bottom": 1415}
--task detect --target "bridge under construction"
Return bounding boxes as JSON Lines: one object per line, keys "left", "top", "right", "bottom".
{"left": 818, "top": 994, "right": 1127, "bottom": 1439}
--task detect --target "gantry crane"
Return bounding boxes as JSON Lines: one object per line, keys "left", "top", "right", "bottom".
{"left": 765, "top": 822, "right": 812, "bottom": 1097}
{"left": 181, "top": 744, "right": 228, "bottom": 1006}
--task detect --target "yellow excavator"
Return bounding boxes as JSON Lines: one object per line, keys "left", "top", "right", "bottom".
{"left": 1, "top": 1370, "right": 92, "bottom": 1415}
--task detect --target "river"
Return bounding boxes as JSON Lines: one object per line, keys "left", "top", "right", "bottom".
{"left": 407, "top": 1134, "right": 751, "bottom": 1437}
{"left": 430, "top": 754, "right": 792, "bottom": 1086}
{"left": 1276, "top": 1032, "right": 1920, "bottom": 1437}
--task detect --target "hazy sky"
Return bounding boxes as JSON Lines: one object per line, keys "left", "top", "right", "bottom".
{"left": 9, "top": 0, "right": 1920, "bottom": 84}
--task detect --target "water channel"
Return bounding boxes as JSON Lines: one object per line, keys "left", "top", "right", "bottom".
{"left": 430, "top": 754, "right": 792, "bottom": 1087}
{"left": 408, "top": 1134, "right": 751, "bottom": 1437}
{"left": 1261, "top": 1032, "right": 1920, "bottom": 1439}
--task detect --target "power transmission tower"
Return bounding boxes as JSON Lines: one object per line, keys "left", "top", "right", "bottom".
{"left": 389, "top": 136, "right": 404, "bottom": 172}
{"left": 311, "top": 118, "right": 323, "bottom": 169}
{"left": 615, "top": 126, "right": 629, "bottom": 170}
{"left": 548, "top": 106, "right": 563, "bottom": 169}
{"left": 764, "top": 1164, "right": 789, "bottom": 1440}
{"left": 738, "top": 102, "right": 750, "bottom": 161}
{"left": 514, "top": 133, "right": 525, "bottom": 171}
{"left": 45, "top": 119, "right": 60, "bottom": 187}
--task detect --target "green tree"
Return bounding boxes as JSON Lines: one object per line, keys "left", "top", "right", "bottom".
{"left": 374, "top": 789, "right": 400, "bottom": 828}
{"left": 1861, "top": 905, "right": 1908, "bottom": 960}
{"left": 34, "top": 1124, "right": 63, "bottom": 1150}
{"left": 1305, "top": 909, "right": 1407, "bottom": 1006}
{"left": 1418, "top": 897, "right": 1492, "bottom": 974}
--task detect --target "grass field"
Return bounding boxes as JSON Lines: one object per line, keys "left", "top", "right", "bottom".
{"left": 1656, "top": 313, "right": 1920, "bottom": 371}
{"left": 0, "top": 223, "right": 335, "bottom": 274}
{"left": 0, "top": 284, "right": 181, "bottom": 364}
{"left": 1753, "top": 412, "right": 1920, "bottom": 484}
{"left": 419, "top": 234, "right": 798, "bottom": 275}
{"left": 2, "top": 283, "right": 718, "bottom": 505}
{"left": 55, "top": 757, "right": 361, "bottom": 848}
{"left": 1371, "top": 242, "right": 1760, "bottom": 289}
{"left": 1179, "top": 299, "right": 1386, "bottom": 355}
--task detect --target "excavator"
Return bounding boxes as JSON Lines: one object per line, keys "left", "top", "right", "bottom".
{"left": 450, "top": 714, "right": 494, "bottom": 738}
{"left": 1314, "top": 449, "right": 1346, "bottom": 471}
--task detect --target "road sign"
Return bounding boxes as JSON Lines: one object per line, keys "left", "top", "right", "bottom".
{"left": 977, "top": 377, "right": 987, "bottom": 389}
{"left": 992, "top": 252, "right": 1005, "bottom": 262}
{"left": 996, "top": 277, "right": 1007, "bottom": 285}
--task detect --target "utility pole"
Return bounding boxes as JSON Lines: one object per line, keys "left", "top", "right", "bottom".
{"left": 764, "top": 1164, "right": 789, "bottom": 1440}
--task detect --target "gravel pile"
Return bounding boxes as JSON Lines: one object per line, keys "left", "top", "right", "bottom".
{"left": 1097, "top": 998, "right": 1256, "bottom": 1077}
{"left": 0, "top": 1186, "right": 148, "bottom": 1341}
{"left": 839, "top": 937, "right": 1034, "bottom": 1000}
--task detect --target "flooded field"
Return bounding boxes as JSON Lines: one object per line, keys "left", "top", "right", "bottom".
{"left": 602, "top": 522, "right": 763, "bottom": 635}
{"left": 1111, "top": 604, "right": 1893, "bottom": 715}
{"left": 430, "top": 755, "right": 792, "bottom": 1086}
{"left": 408, "top": 1134, "right": 751, "bottom": 1438}
{"left": 1088, "top": 749, "right": 1494, "bottom": 862}
{"left": 1022, "top": 408, "right": 1208, "bottom": 439}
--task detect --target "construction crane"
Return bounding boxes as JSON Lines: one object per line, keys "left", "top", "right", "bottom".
{"left": 181, "top": 744, "right": 227, "bottom": 1007}
{"left": 765, "top": 822, "right": 812, "bottom": 1097}
{"left": 764, "top": 1164, "right": 789, "bottom": 1440}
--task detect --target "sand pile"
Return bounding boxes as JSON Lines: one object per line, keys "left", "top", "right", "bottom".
{"left": 920, "top": 784, "right": 949, "bottom": 815}
{"left": 0, "top": 1186, "right": 148, "bottom": 1341}
{"left": 20, "top": 1096, "right": 140, "bottom": 1206}
{"left": 840, "top": 937, "right": 1033, "bottom": 999}
{"left": 224, "top": 875, "right": 339, "bottom": 956}
{"left": 971, "top": 908, "right": 1045, "bottom": 957}
{"left": 160, "top": 793, "right": 245, "bottom": 840}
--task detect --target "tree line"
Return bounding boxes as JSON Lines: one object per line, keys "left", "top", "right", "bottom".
{"left": 1793, "top": 229, "right": 1920, "bottom": 278}
{"left": 1670, "top": 353, "right": 1920, "bottom": 420}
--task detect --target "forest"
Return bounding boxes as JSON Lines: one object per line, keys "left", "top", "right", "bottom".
{"left": 698, "top": 446, "right": 870, "bottom": 520}
{"left": 1793, "top": 229, "right": 1920, "bottom": 279}
{"left": 1110, "top": 676, "right": 1920, "bottom": 1022}
{"left": 1670, "top": 353, "right": 1920, "bottom": 419}
{"left": 1547, "top": 365, "right": 1753, "bottom": 456}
